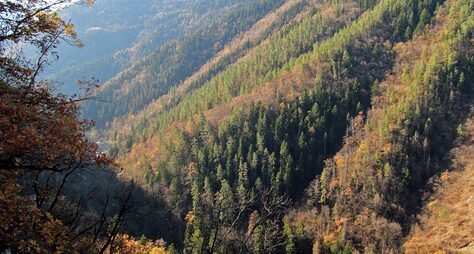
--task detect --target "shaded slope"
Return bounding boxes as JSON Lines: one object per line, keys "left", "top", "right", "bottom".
{"left": 404, "top": 108, "right": 474, "bottom": 253}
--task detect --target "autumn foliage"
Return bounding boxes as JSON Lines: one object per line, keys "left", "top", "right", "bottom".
{"left": 0, "top": 0, "right": 119, "bottom": 252}
{"left": 0, "top": 176, "right": 70, "bottom": 252}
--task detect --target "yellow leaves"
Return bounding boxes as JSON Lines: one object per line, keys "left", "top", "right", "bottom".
{"left": 64, "top": 23, "right": 76, "bottom": 36}
{"left": 185, "top": 211, "right": 196, "bottom": 225}
{"left": 321, "top": 217, "right": 348, "bottom": 247}
{"left": 344, "top": 185, "right": 354, "bottom": 196}
{"left": 111, "top": 234, "right": 168, "bottom": 253}
{"left": 333, "top": 154, "right": 345, "bottom": 171}
{"left": 33, "top": 8, "right": 84, "bottom": 47}
{"left": 357, "top": 141, "right": 369, "bottom": 156}
{"left": 64, "top": 23, "right": 84, "bottom": 47}
{"left": 187, "top": 161, "right": 197, "bottom": 178}
{"left": 150, "top": 247, "right": 167, "bottom": 254}
{"left": 49, "top": 12, "right": 63, "bottom": 25}
{"left": 323, "top": 231, "right": 338, "bottom": 247}
{"left": 35, "top": 12, "right": 63, "bottom": 30}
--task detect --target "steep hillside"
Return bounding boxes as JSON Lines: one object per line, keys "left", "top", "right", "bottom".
{"left": 285, "top": 0, "right": 473, "bottom": 251}
{"left": 45, "top": 0, "right": 256, "bottom": 95}
{"left": 82, "top": 0, "right": 286, "bottom": 127}
{"left": 110, "top": 0, "right": 368, "bottom": 176}
{"left": 88, "top": 0, "right": 474, "bottom": 251}
{"left": 404, "top": 108, "right": 474, "bottom": 253}
{"left": 104, "top": 0, "right": 308, "bottom": 134}
{"left": 113, "top": 0, "right": 445, "bottom": 185}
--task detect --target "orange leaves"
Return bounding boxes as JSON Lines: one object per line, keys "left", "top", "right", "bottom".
{"left": 0, "top": 0, "right": 120, "bottom": 252}
{"left": 40, "top": 214, "right": 68, "bottom": 246}
{"left": 440, "top": 172, "right": 450, "bottom": 182}
{"left": 279, "top": 102, "right": 286, "bottom": 109}
{"left": 335, "top": 216, "right": 348, "bottom": 227}
{"left": 0, "top": 175, "right": 71, "bottom": 252}
{"left": 0, "top": 83, "right": 112, "bottom": 172}
{"left": 356, "top": 141, "right": 369, "bottom": 157}
{"left": 321, "top": 217, "right": 349, "bottom": 247}
{"left": 322, "top": 232, "right": 338, "bottom": 247}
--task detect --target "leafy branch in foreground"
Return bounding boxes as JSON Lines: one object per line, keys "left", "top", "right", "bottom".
{"left": 0, "top": 1, "right": 141, "bottom": 252}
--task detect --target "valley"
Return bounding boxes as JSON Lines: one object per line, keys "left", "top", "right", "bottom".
{"left": 0, "top": 0, "right": 472, "bottom": 252}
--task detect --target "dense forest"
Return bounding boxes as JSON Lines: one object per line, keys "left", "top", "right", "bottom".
{"left": 82, "top": 0, "right": 287, "bottom": 127}
{"left": 1, "top": 0, "right": 472, "bottom": 253}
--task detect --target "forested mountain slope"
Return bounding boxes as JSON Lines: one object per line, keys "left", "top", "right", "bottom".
{"left": 81, "top": 0, "right": 287, "bottom": 127}
{"left": 285, "top": 0, "right": 473, "bottom": 251}
{"left": 108, "top": 0, "right": 369, "bottom": 175}
{"left": 100, "top": 0, "right": 308, "bottom": 137}
{"left": 4, "top": 0, "right": 471, "bottom": 252}
{"left": 89, "top": 0, "right": 473, "bottom": 251}
{"left": 113, "top": 0, "right": 442, "bottom": 183}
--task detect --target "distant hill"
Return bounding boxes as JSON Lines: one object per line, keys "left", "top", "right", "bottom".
{"left": 44, "top": 0, "right": 255, "bottom": 95}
